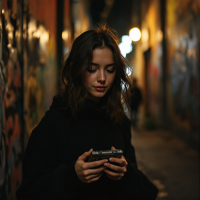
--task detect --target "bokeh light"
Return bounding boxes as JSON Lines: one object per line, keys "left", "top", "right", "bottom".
{"left": 119, "top": 35, "right": 133, "bottom": 57}
{"left": 129, "top": 28, "right": 141, "bottom": 42}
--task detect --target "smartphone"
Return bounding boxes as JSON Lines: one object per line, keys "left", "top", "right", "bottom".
{"left": 87, "top": 149, "right": 123, "bottom": 162}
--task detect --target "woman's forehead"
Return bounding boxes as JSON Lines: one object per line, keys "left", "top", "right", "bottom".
{"left": 92, "top": 48, "right": 114, "bottom": 63}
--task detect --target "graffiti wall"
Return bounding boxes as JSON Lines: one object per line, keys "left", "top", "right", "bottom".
{"left": 0, "top": 0, "right": 23, "bottom": 199}
{"left": 166, "top": 0, "right": 200, "bottom": 145}
{"left": 24, "top": 0, "right": 58, "bottom": 140}
{"left": 0, "top": 0, "right": 59, "bottom": 199}
{"left": 141, "top": 0, "right": 163, "bottom": 122}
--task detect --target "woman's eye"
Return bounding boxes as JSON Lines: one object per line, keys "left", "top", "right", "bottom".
{"left": 106, "top": 69, "right": 115, "bottom": 73}
{"left": 87, "top": 69, "right": 96, "bottom": 73}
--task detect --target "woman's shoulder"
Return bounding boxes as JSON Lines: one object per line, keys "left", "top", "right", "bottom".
{"left": 31, "top": 95, "right": 71, "bottom": 135}
{"left": 44, "top": 94, "right": 71, "bottom": 121}
{"left": 28, "top": 107, "right": 70, "bottom": 146}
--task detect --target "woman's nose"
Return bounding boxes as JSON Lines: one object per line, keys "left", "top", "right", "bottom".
{"left": 98, "top": 70, "right": 106, "bottom": 82}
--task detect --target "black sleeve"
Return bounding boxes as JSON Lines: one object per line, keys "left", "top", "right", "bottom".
{"left": 16, "top": 110, "right": 82, "bottom": 200}
{"left": 120, "top": 116, "right": 158, "bottom": 200}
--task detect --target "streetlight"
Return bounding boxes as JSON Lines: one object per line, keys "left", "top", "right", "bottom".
{"left": 129, "top": 28, "right": 141, "bottom": 42}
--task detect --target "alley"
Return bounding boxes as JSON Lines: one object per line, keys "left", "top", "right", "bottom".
{"left": 1, "top": 0, "right": 199, "bottom": 199}
{"left": 131, "top": 127, "right": 199, "bottom": 200}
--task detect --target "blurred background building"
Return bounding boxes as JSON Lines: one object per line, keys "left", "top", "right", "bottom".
{"left": 0, "top": 0, "right": 199, "bottom": 199}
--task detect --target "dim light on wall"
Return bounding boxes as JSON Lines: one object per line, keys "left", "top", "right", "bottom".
{"left": 40, "top": 31, "right": 49, "bottom": 45}
{"left": 157, "top": 30, "right": 163, "bottom": 42}
{"left": 129, "top": 27, "right": 141, "bottom": 42}
{"left": 2, "top": 9, "right": 4, "bottom": 14}
{"left": 7, "top": 44, "right": 11, "bottom": 48}
{"left": 33, "top": 30, "right": 40, "bottom": 38}
{"left": 141, "top": 28, "right": 149, "bottom": 43}
{"left": 62, "top": 30, "right": 69, "bottom": 41}
{"left": 32, "top": 25, "right": 49, "bottom": 47}
{"left": 28, "top": 19, "right": 37, "bottom": 40}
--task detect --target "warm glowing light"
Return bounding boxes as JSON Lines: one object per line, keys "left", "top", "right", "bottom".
{"left": 129, "top": 28, "right": 141, "bottom": 42}
{"left": 157, "top": 30, "right": 163, "bottom": 42}
{"left": 32, "top": 25, "right": 49, "bottom": 46}
{"left": 142, "top": 29, "right": 149, "bottom": 43}
{"left": 62, "top": 30, "right": 68, "bottom": 41}
{"left": 28, "top": 19, "right": 37, "bottom": 40}
{"left": 33, "top": 30, "right": 41, "bottom": 38}
{"left": 2, "top": 9, "right": 4, "bottom": 14}
{"left": 8, "top": 32, "right": 13, "bottom": 40}
{"left": 6, "top": 23, "right": 13, "bottom": 32}
{"left": 40, "top": 31, "right": 49, "bottom": 44}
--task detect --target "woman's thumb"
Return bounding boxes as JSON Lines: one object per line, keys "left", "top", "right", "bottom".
{"left": 79, "top": 148, "right": 93, "bottom": 161}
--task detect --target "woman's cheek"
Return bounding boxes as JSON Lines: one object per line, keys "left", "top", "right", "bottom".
{"left": 83, "top": 73, "right": 95, "bottom": 85}
{"left": 87, "top": 74, "right": 97, "bottom": 84}
{"left": 107, "top": 74, "right": 116, "bottom": 84}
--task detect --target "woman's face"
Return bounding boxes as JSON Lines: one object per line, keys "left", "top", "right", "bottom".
{"left": 82, "top": 47, "right": 116, "bottom": 103}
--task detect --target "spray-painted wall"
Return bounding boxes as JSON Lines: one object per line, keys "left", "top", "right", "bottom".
{"left": 166, "top": 0, "right": 200, "bottom": 146}
{"left": 0, "top": 0, "right": 59, "bottom": 199}
{"left": 140, "top": 0, "right": 163, "bottom": 124}
{"left": 23, "top": 0, "right": 58, "bottom": 140}
{"left": 140, "top": 0, "right": 199, "bottom": 147}
{"left": 0, "top": 0, "right": 91, "bottom": 198}
{"left": 0, "top": 0, "right": 23, "bottom": 199}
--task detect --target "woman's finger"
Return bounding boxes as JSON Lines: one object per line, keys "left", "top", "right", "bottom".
{"left": 108, "top": 157, "right": 127, "bottom": 166}
{"left": 83, "top": 159, "right": 108, "bottom": 169}
{"left": 84, "top": 172, "right": 103, "bottom": 181}
{"left": 104, "top": 169, "right": 124, "bottom": 179}
{"left": 84, "top": 166, "right": 106, "bottom": 176}
{"left": 78, "top": 149, "right": 93, "bottom": 161}
{"left": 103, "top": 162, "right": 125, "bottom": 173}
{"left": 87, "top": 173, "right": 103, "bottom": 183}
{"left": 105, "top": 174, "right": 118, "bottom": 180}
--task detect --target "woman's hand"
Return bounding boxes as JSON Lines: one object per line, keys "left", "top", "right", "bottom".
{"left": 104, "top": 146, "right": 128, "bottom": 180}
{"left": 75, "top": 149, "right": 108, "bottom": 183}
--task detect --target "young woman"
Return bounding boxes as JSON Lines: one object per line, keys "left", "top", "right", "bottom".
{"left": 16, "top": 25, "right": 158, "bottom": 200}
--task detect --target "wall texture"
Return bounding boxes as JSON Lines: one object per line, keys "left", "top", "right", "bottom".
{"left": 166, "top": 0, "right": 200, "bottom": 146}
{"left": 0, "top": 0, "right": 60, "bottom": 199}
{"left": 140, "top": 0, "right": 199, "bottom": 148}
{"left": 0, "top": 1, "right": 23, "bottom": 199}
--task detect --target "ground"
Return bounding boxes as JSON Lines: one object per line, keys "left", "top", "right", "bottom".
{"left": 131, "top": 127, "right": 199, "bottom": 200}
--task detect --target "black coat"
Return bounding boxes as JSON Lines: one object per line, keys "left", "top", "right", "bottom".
{"left": 16, "top": 96, "right": 158, "bottom": 200}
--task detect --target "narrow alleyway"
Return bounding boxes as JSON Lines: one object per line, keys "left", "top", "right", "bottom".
{"left": 131, "top": 127, "right": 199, "bottom": 200}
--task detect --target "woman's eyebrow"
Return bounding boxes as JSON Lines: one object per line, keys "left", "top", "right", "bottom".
{"left": 90, "top": 62, "right": 99, "bottom": 66}
{"left": 106, "top": 63, "right": 115, "bottom": 67}
{"left": 90, "top": 62, "right": 115, "bottom": 67}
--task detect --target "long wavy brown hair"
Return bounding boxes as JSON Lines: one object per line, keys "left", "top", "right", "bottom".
{"left": 59, "top": 24, "right": 132, "bottom": 123}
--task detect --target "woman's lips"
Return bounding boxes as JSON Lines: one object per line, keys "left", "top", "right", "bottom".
{"left": 94, "top": 86, "right": 106, "bottom": 92}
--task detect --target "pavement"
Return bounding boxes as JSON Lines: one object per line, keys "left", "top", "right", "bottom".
{"left": 131, "top": 127, "right": 199, "bottom": 200}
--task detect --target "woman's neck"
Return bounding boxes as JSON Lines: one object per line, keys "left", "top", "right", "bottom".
{"left": 86, "top": 94, "right": 101, "bottom": 104}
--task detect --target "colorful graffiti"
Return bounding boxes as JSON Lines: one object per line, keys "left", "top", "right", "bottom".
{"left": 167, "top": 0, "right": 200, "bottom": 142}
{"left": 0, "top": 0, "right": 23, "bottom": 199}
{"left": 0, "top": 0, "right": 75, "bottom": 198}
{"left": 24, "top": 0, "right": 58, "bottom": 138}
{"left": 0, "top": 0, "right": 58, "bottom": 198}
{"left": 141, "top": 0, "right": 163, "bottom": 122}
